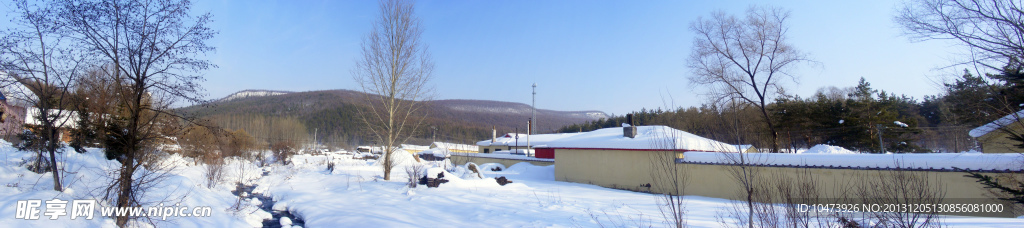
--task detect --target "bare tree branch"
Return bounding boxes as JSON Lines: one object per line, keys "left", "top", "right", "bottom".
{"left": 353, "top": 0, "right": 434, "bottom": 181}
{"left": 688, "top": 6, "right": 811, "bottom": 153}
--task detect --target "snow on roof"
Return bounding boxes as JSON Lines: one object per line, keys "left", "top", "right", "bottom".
{"left": 0, "top": 79, "right": 34, "bottom": 107}
{"left": 400, "top": 144, "right": 430, "bottom": 150}
{"left": 476, "top": 132, "right": 585, "bottom": 147}
{"left": 969, "top": 109, "right": 1024, "bottom": 137}
{"left": 417, "top": 148, "right": 448, "bottom": 156}
{"left": 539, "top": 126, "right": 740, "bottom": 152}
{"left": 431, "top": 142, "right": 479, "bottom": 151}
{"left": 25, "top": 108, "right": 80, "bottom": 128}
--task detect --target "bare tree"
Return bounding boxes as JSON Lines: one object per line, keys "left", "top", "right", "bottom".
{"left": 688, "top": 5, "right": 810, "bottom": 153}
{"left": 0, "top": 0, "right": 89, "bottom": 191}
{"left": 897, "top": 0, "right": 1024, "bottom": 209}
{"left": 896, "top": 0, "right": 1024, "bottom": 71}
{"left": 648, "top": 132, "right": 690, "bottom": 228}
{"left": 896, "top": 0, "right": 1024, "bottom": 145}
{"left": 60, "top": 0, "right": 214, "bottom": 226}
{"left": 711, "top": 99, "right": 779, "bottom": 228}
{"left": 68, "top": 66, "right": 123, "bottom": 152}
{"left": 857, "top": 166, "right": 946, "bottom": 228}
{"left": 353, "top": 0, "right": 434, "bottom": 181}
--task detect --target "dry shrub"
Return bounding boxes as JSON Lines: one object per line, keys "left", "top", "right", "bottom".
{"left": 405, "top": 164, "right": 424, "bottom": 188}
{"left": 271, "top": 140, "right": 297, "bottom": 165}
{"left": 856, "top": 166, "right": 945, "bottom": 228}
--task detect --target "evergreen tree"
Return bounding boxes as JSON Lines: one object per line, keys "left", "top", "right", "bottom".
{"left": 945, "top": 70, "right": 999, "bottom": 126}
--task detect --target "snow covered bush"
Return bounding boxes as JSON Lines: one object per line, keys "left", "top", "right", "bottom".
{"left": 405, "top": 163, "right": 424, "bottom": 188}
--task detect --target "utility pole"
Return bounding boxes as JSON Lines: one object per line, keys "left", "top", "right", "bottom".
{"left": 531, "top": 83, "right": 537, "bottom": 134}
{"left": 515, "top": 127, "right": 519, "bottom": 152}
{"left": 877, "top": 124, "right": 885, "bottom": 153}
{"left": 527, "top": 119, "right": 532, "bottom": 157}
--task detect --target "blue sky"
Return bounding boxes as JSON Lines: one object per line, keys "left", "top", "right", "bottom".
{"left": 4, "top": 0, "right": 967, "bottom": 115}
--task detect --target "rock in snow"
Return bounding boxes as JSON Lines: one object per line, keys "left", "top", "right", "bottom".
{"left": 280, "top": 217, "right": 293, "bottom": 227}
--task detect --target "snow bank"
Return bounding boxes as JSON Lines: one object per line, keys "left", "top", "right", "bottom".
{"left": 799, "top": 144, "right": 858, "bottom": 154}
{"left": 684, "top": 151, "right": 1024, "bottom": 170}
{"left": 421, "top": 167, "right": 500, "bottom": 189}
{"left": 477, "top": 163, "right": 506, "bottom": 172}
{"left": 372, "top": 150, "right": 419, "bottom": 167}
{"left": 0, "top": 144, "right": 253, "bottom": 227}
{"left": 494, "top": 163, "right": 555, "bottom": 181}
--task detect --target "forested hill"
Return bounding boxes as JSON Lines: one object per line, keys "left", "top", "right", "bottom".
{"left": 176, "top": 89, "right": 608, "bottom": 148}
{"left": 558, "top": 74, "right": 1024, "bottom": 153}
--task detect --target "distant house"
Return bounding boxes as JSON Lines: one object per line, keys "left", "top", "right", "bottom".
{"left": 969, "top": 110, "right": 1024, "bottom": 153}
{"left": 430, "top": 142, "right": 478, "bottom": 153}
{"left": 736, "top": 144, "right": 758, "bottom": 153}
{"left": 416, "top": 149, "right": 448, "bottom": 161}
{"left": 0, "top": 91, "right": 26, "bottom": 138}
{"left": 24, "top": 108, "right": 80, "bottom": 127}
{"left": 400, "top": 144, "right": 430, "bottom": 154}
{"left": 22, "top": 107, "right": 82, "bottom": 142}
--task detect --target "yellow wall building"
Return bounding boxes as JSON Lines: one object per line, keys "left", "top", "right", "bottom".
{"left": 970, "top": 110, "right": 1024, "bottom": 153}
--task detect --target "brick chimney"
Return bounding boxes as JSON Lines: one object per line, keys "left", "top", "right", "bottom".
{"left": 624, "top": 114, "right": 637, "bottom": 138}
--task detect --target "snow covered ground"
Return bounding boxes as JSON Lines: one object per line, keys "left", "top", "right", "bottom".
{"left": 0, "top": 140, "right": 257, "bottom": 227}
{"left": 1, "top": 141, "right": 1022, "bottom": 227}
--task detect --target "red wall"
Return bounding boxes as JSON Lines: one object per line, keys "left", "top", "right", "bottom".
{"left": 535, "top": 148, "right": 555, "bottom": 159}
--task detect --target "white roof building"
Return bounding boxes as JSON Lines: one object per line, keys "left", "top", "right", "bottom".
{"left": 538, "top": 126, "right": 740, "bottom": 152}
{"left": 969, "top": 109, "right": 1024, "bottom": 138}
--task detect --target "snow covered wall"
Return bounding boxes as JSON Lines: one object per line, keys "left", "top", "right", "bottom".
{"left": 682, "top": 150, "right": 1024, "bottom": 171}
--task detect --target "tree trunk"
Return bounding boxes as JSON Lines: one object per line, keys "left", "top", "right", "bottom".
{"left": 48, "top": 145, "right": 61, "bottom": 191}
{"left": 744, "top": 167, "right": 754, "bottom": 228}
{"left": 45, "top": 124, "right": 62, "bottom": 191}
{"left": 383, "top": 145, "right": 392, "bottom": 180}
{"left": 115, "top": 149, "right": 136, "bottom": 227}
{"left": 758, "top": 105, "right": 781, "bottom": 153}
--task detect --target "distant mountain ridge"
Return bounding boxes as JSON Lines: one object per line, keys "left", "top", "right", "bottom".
{"left": 217, "top": 89, "right": 293, "bottom": 102}
{"left": 430, "top": 99, "right": 608, "bottom": 129}
{"left": 181, "top": 89, "right": 608, "bottom": 146}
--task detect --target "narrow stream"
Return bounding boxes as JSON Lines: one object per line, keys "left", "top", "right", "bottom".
{"left": 231, "top": 170, "right": 305, "bottom": 228}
